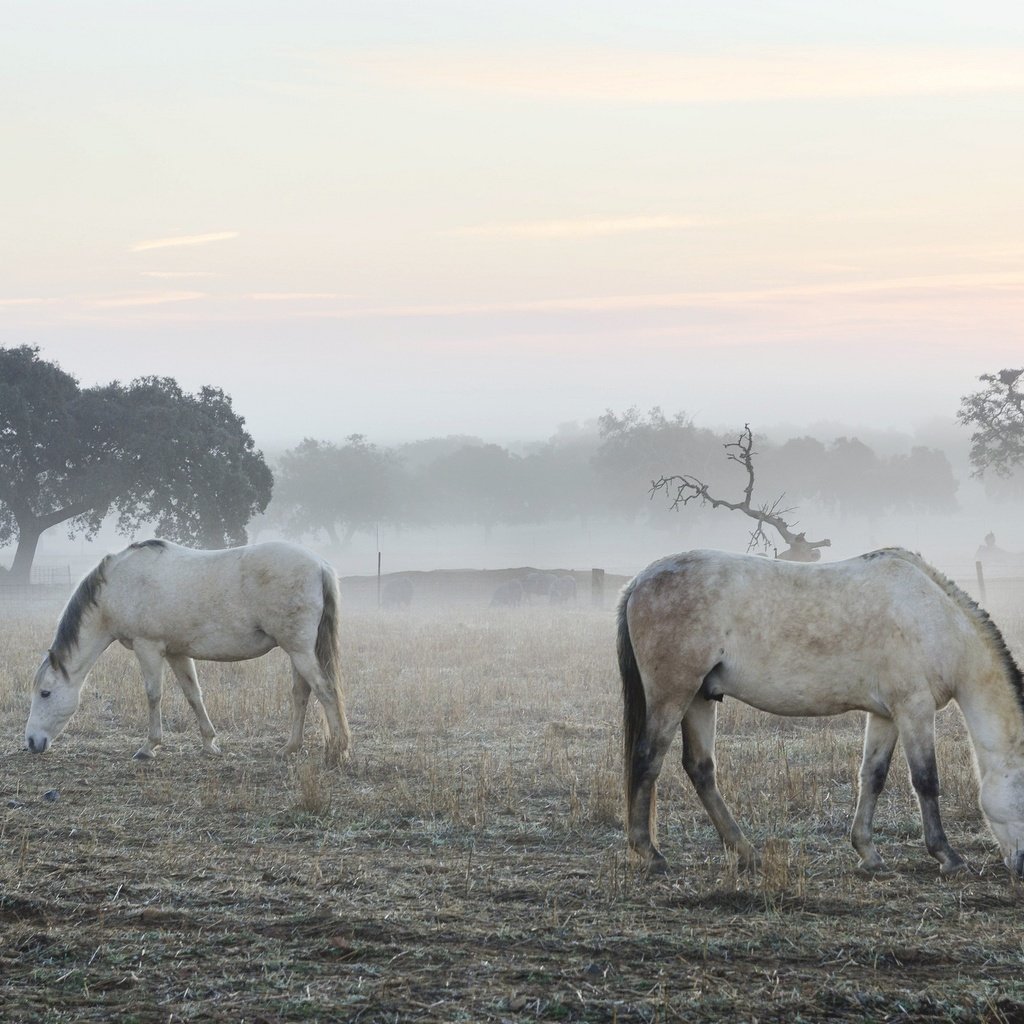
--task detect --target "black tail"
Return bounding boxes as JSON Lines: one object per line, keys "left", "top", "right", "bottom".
{"left": 618, "top": 581, "right": 648, "bottom": 834}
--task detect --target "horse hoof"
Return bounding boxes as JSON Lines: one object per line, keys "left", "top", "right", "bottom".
{"left": 276, "top": 745, "right": 299, "bottom": 760}
{"left": 857, "top": 856, "right": 889, "bottom": 876}
{"left": 646, "top": 856, "right": 670, "bottom": 876}
{"left": 202, "top": 744, "right": 222, "bottom": 758}
{"left": 940, "top": 859, "right": 970, "bottom": 878}
{"left": 133, "top": 748, "right": 157, "bottom": 761}
{"left": 324, "top": 746, "right": 350, "bottom": 769}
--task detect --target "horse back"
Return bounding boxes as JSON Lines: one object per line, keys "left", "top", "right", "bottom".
{"left": 102, "top": 541, "right": 331, "bottom": 659}
{"left": 624, "top": 550, "right": 969, "bottom": 717}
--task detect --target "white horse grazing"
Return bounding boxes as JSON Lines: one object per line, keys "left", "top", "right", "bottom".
{"left": 25, "top": 540, "right": 351, "bottom": 766}
{"left": 619, "top": 548, "right": 1024, "bottom": 878}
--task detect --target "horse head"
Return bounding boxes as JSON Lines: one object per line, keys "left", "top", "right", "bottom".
{"left": 25, "top": 650, "right": 81, "bottom": 754}
{"left": 980, "top": 768, "right": 1024, "bottom": 878}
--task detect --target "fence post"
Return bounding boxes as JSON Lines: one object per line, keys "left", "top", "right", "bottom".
{"left": 591, "top": 568, "right": 605, "bottom": 608}
{"left": 975, "top": 560, "right": 987, "bottom": 605}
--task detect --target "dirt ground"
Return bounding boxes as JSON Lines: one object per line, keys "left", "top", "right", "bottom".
{"left": 2, "top": 590, "right": 1023, "bottom": 1023}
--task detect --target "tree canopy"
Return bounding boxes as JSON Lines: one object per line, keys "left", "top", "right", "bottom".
{"left": 593, "top": 407, "right": 722, "bottom": 523}
{"left": 0, "top": 346, "right": 272, "bottom": 581}
{"left": 958, "top": 369, "right": 1024, "bottom": 477}
{"left": 271, "top": 435, "right": 403, "bottom": 546}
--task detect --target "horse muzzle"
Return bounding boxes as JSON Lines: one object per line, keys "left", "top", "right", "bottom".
{"left": 26, "top": 734, "right": 50, "bottom": 754}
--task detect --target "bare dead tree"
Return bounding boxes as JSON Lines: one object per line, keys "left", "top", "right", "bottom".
{"left": 651, "top": 424, "right": 831, "bottom": 561}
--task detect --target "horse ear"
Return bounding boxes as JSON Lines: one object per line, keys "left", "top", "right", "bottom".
{"left": 47, "top": 649, "right": 68, "bottom": 679}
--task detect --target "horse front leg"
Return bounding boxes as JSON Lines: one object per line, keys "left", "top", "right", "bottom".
{"left": 681, "top": 698, "right": 758, "bottom": 870}
{"left": 851, "top": 712, "right": 899, "bottom": 873}
{"left": 897, "top": 704, "right": 968, "bottom": 876}
{"left": 165, "top": 655, "right": 221, "bottom": 756}
{"left": 132, "top": 642, "right": 165, "bottom": 760}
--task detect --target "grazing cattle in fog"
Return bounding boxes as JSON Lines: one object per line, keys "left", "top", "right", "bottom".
{"left": 490, "top": 580, "right": 524, "bottom": 607}
{"left": 523, "top": 572, "right": 557, "bottom": 601}
{"left": 382, "top": 576, "right": 414, "bottom": 609}
{"left": 975, "top": 532, "right": 1024, "bottom": 570}
{"left": 549, "top": 575, "right": 577, "bottom": 604}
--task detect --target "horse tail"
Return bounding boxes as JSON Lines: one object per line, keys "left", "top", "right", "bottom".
{"left": 316, "top": 566, "right": 350, "bottom": 757}
{"left": 618, "top": 580, "right": 651, "bottom": 839}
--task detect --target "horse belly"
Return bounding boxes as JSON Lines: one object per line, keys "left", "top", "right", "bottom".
{"left": 166, "top": 626, "right": 278, "bottom": 662}
{"left": 709, "top": 659, "right": 881, "bottom": 717}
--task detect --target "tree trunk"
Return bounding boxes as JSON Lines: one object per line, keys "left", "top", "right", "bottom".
{"left": 5, "top": 501, "right": 99, "bottom": 583}
{"left": 8, "top": 521, "right": 43, "bottom": 584}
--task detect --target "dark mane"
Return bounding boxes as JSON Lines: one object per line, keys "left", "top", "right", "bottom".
{"left": 129, "top": 539, "right": 168, "bottom": 551}
{"left": 868, "top": 547, "right": 1024, "bottom": 716}
{"left": 52, "top": 556, "right": 111, "bottom": 661}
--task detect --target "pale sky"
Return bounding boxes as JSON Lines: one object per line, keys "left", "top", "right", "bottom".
{"left": 3, "top": 2, "right": 1024, "bottom": 446}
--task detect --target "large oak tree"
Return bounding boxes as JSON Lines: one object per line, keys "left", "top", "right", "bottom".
{"left": 0, "top": 346, "right": 273, "bottom": 582}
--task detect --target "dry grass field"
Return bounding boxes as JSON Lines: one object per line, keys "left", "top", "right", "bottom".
{"left": 2, "top": 585, "right": 1024, "bottom": 1023}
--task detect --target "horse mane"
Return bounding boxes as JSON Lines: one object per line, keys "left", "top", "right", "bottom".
{"left": 51, "top": 541, "right": 166, "bottom": 661}
{"left": 52, "top": 556, "right": 111, "bottom": 661}
{"left": 128, "top": 539, "right": 168, "bottom": 551}
{"left": 866, "top": 547, "right": 1024, "bottom": 716}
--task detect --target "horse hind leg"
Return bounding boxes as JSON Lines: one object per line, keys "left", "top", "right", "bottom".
{"left": 286, "top": 649, "right": 351, "bottom": 768}
{"left": 627, "top": 697, "right": 690, "bottom": 874}
{"left": 165, "top": 655, "right": 221, "bottom": 756}
{"left": 681, "top": 698, "right": 758, "bottom": 870}
{"left": 851, "top": 712, "right": 898, "bottom": 873}
{"left": 278, "top": 667, "right": 311, "bottom": 758}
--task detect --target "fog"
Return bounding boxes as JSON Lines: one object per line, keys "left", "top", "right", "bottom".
{"left": 10, "top": 407, "right": 1021, "bottom": 592}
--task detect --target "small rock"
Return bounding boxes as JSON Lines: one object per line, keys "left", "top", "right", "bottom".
{"left": 6, "top": 799, "right": 25, "bottom": 809}
{"left": 508, "top": 995, "right": 528, "bottom": 1012}
{"left": 42, "top": 790, "right": 60, "bottom": 802}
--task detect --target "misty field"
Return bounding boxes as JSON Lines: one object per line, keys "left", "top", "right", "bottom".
{"left": 2, "top": 590, "right": 1023, "bottom": 1023}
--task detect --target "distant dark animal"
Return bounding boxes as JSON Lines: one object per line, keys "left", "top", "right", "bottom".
{"left": 25, "top": 540, "right": 351, "bottom": 766}
{"left": 619, "top": 547, "right": 1024, "bottom": 878}
{"left": 523, "top": 572, "right": 558, "bottom": 601}
{"left": 549, "top": 575, "right": 577, "bottom": 604}
{"left": 382, "top": 576, "right": 414, "bottom": 608}
{"left": 975, "top": 532, "right": 1024, "bottom": 569}
{"left": 490, "top": 580, "right": 524, "bottom": 607}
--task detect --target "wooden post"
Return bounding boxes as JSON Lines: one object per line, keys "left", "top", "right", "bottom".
{"left": 591, "top": 568, "right": 605, "bottom": 608}
{"left": 376, "top": 524, "right": 382, "bottom": 609}
{"left": 975, "top": 560, "right": 987, "bottom": 605}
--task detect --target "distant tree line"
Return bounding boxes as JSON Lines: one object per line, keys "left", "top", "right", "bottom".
{"left": 263, "top": 407, "right": 961, "bottom": 547}
{"left": 5, "top": 345, "right": 1020, "bottom": 579}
